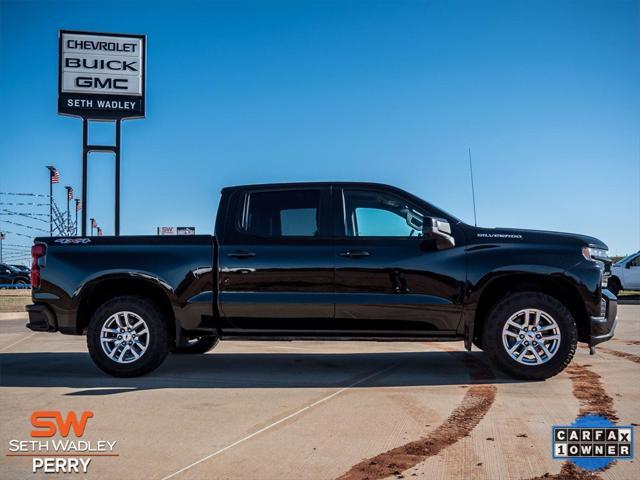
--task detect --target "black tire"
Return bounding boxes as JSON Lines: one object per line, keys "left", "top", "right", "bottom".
{"left": 86, "top": 295, "right": 170, "bottom": 377}
{"left": 14, "top": 279, "right": 28, "bottom": 285}
{"left": 607, "top": 277, "right": 621, "bottom": 297}
{"left": 170, "top": 337, "right": 219, "bottom": 354}
{"left": 482, "top": 292, "right": 577, "bottom": 380}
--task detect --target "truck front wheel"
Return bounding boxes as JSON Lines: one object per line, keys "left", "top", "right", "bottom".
{"left": 86, "top": 295, "right": 170, "bottom": 377}
{"left": 482, "top": 292, "right": 577, "bottom": 380}
{"left": 171, "top": 337, "right": 219, "bottom": 354}
{"left": 607, "top": 277, "right": 621, "bottom": 296}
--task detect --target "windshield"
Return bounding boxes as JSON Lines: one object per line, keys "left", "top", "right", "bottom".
{"left": 615, "top": 253, "right": 639, "bottom": 265}
{"left": 400, "top": 189, "right": 462, "bottom": 225}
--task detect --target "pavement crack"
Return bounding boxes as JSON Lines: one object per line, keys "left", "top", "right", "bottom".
{"left": 159, "top": 362, "right": 401, "bottom": 480}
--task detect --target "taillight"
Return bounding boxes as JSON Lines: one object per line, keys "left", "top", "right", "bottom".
{"left": 31, "top": 244, "right": 46, "bottom": 288}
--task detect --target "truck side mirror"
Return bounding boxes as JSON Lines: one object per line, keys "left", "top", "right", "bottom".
{"left": 422, "top": 217, "right": 455, "bottom": 250}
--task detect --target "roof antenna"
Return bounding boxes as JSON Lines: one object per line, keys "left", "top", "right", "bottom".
{"left": 468, "top": 147, "right": 478, "bottom": 226}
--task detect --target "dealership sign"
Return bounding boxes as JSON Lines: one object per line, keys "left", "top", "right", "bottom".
{"left": 158, "top": 227, "right": 196, "bottom": 236}
{"left": 58, "top": 30, "right": 146, "bottom": 119}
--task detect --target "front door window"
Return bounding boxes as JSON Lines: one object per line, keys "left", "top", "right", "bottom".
{"left": 343, "top": 190, "right": 424, "bottom": 237}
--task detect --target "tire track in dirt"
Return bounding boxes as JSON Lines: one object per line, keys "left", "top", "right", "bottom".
{"left": 597, "top": 346, "right": 640, "bottom": 364}
{"left": 565, "top": 364, "right": 618, "bottom": 423}
{"left": 337, "top": 346, "right": 496, "bottom": 480}
{"left": 613, "top": 339, "right": 640, "bottom": 346}
{"left": 526, "top": 363, "right": 618, "bottom": 480}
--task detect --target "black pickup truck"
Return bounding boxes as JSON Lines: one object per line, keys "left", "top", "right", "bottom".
{"left": 26, "top": 182, "right": 617, "bottom": 379}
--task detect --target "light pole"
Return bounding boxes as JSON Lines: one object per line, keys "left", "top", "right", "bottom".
{"left": 0, "top": 232, "right": 4, "bottom": 263}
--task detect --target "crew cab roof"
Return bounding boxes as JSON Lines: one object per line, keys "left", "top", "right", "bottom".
{"left": 222, "top": 182, "right": 405, "bottom": 193}
{"left": 220, "top": 182, "right": 461, "bottom": 224}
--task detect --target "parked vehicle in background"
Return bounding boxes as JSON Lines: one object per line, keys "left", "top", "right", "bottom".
{"left": 11, "top": 264, "right": 31, "bottom": 274}
{"left": 0, "top": 263, "right": 31, "bottom": 285}
{"left": 609, "top": 252, "right": 640, "bottom": 295}
{"left": 26, "top": 182, "right": 616, "bottom": 380}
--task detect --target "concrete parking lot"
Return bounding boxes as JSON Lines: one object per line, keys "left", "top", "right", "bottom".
{"left": 0, "top": 306, "right": 638, "bottom": 479}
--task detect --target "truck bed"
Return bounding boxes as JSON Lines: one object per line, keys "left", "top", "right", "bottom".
{"left": 30, "top": 235, "right": 216, "bottom": 337}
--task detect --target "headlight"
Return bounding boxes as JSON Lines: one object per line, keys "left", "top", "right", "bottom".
{"left": 582, "top": 247, "right": 610, "bottom": 288}
{"left": 582, "top": 247, "right": 609, "bottom": 261}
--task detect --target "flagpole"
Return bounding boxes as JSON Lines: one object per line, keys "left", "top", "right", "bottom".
{"left": 46, "top": 166, "right": 53, "bottom": 236}
{"left": 65, "top": 186, "right": 71, "bottom": 236}
{"left": 75, "top": 199, "right": 79, "bottom": 236}
{"left": 50, "top": 174, "right": 53, "bottom": 236}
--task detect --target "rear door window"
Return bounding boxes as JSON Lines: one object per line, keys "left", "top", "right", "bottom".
{"left": 242, "top": 189, "right": 323, "bottom": 237}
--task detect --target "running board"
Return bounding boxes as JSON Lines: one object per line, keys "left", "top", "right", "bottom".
{"left": 220, "top": 335, "right": 463, "bottom": 342}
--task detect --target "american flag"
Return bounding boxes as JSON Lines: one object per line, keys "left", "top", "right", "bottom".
{"left": 97, "top": 227, "right": 103, "bottom": 236}
{"left": 75, "top": 199, "right": 81, "bottom": 211}
{"left": 66, "top": 187, "right": 74, "bottom": 200}
{"left": 49, "top": 167, "right": 60, "bottom": 184}
{"left": 91, "top": 218, "right": 97, "bottom": 228}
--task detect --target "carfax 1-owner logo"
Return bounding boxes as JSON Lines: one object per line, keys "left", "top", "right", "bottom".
{"left": 6, "top": 410, "right": 117, "bottom": 474}
{"left": 552, "top": 414, "right": 634, "bottom": 471}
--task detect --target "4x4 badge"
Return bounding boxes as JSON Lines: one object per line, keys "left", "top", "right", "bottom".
{"left": 54, "top": 238, "right": 91, "bottom": 244}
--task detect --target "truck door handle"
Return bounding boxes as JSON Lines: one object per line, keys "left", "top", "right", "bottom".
{"left": 339, "top": 250, "right": 370, "bottom": 258}
{"left": 227, "top": 250, "right": 256, "bottom": 258}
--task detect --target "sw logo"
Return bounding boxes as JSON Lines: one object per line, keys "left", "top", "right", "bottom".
{"left": 31, "top": 410, "right": 93, "bottom": 437}
{"left": 6, "top": 411, "right": 107, "bottom": 474}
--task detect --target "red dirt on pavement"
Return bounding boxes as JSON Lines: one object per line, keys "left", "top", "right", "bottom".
{"left": 598, "top": 347, "right": 640, "bottom": 365}
{"left": 525, "top": 363, "right": 619, "bottom": 480}
{"left": 565, "top": 364, "right": 618, "bottom": 422}
{"left": 337, "top": 352, "right": 496, "bottom": 480}
{"left": 528, "top": 462, "right": 603, "bottom": 480}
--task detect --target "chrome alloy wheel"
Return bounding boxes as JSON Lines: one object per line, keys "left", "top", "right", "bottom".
{"left": 100, "top": 311, "right": 150, "bottom": 364}
{"left": 502, "top": 308, "right": 561, "bottom": 365}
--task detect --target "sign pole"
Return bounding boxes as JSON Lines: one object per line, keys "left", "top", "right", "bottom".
{"left": 58, "top": 31, "right": 146, "bottom": 238}
{"left": 81, "top": 119, "right": 88, "bottom": 237}
{"left": 115, "top": 119, "right": 121, "bottom": 236}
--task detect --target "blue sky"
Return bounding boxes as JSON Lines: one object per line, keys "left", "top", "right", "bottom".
{"left": 1, "top": 0, "right": 638, "bottom": 258}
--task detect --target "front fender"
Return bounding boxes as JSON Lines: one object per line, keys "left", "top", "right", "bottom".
{"left": 461, "top": 244, "right": 591, "bottom": 348}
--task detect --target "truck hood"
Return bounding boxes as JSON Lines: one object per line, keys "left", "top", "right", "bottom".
{"left": 466, "top": 225, "right": 608, "bottom": 250}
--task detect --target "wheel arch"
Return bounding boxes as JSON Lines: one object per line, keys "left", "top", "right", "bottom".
{"left": 472, "top": 273, "right": 589, "bottom": 346}
{"left": 608, "top": 275, "right": 622, "bottom": 289}
{"left": 76, "top": 275, "right": 177, "bottom": 338}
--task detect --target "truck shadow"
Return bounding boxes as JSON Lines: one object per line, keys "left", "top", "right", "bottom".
{"left": 0, "top": 350, "right": 528, "bottom": 395}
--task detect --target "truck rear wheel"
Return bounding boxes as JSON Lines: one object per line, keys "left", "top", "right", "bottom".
{"left": 482, "top": 292, "right": 577, "bottom": 380}
{"left": 86, "top": 295, "right": 170, "bottom": 377}
{"left": 171, "top": 337, "right": 219, "bottom": 354}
